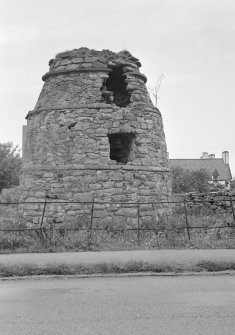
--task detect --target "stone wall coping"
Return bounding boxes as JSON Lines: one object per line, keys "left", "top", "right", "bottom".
{"left": 22, "top": 164, "right": 171, "bottom": 173}
{"left": 42, "top": 67, "right": 111, "bottom": 81}
{"left": 42, "top": 68, "right": 147, "bottom": 83}
{"left": 125, "top": 71, "right": 147, "bottom": 83}
{"left": 26, "top": 103, "right": 161, "bottom": 118}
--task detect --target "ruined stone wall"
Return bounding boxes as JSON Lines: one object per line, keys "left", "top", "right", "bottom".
{"left": 24, "top": 106, "right": 167, "bottom": 167}
{"left": 20, "top": 48, "right": 171, "bottom": 227}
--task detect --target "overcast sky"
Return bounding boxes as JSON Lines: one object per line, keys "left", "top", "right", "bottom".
{"left": 1, "top": 0, "right": 235, "bottom": 174}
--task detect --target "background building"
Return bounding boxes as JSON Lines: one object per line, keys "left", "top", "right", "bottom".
{"left": 169, "top": 151, "right": 232, "bottom": 186}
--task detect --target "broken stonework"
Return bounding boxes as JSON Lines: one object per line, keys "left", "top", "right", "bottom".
{"left": 20, "top": 47, "right": 172, "bottom": 227}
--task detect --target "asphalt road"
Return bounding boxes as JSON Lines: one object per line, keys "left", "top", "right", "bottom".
{"left": 1, "top": 275, "right": 235, "bottom": 335}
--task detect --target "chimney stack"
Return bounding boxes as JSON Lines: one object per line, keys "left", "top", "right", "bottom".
{"left": 222, "top": 151, "right": 229, "bottom": 164}
{"left": 208, "top": 154, "right": 215, "bottom": 159}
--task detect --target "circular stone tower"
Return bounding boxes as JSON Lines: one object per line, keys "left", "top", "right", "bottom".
{"left": 21, "top": 48, "right": 171, "bottom": 228}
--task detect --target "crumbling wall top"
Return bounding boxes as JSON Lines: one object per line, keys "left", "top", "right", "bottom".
{"left": 43, "top": 47, "right": 145, "bottom": 82}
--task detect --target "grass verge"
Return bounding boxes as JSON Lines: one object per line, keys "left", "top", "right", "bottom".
{"left": 1, "top": 260, "right": 235, "bottom": 278}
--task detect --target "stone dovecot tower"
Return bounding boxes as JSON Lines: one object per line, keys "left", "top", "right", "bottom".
{"left": 21, "top": 47, "right": 171, "bottom": 227}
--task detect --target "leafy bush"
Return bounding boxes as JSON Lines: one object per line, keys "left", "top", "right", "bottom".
{"left": 172, "top": 167, "right": 210, "bottom": 194}
{"left": 0, "top": 142, "right": 22, "bottom": 193}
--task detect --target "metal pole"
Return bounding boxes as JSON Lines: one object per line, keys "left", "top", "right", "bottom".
{"left": 137, "top": 203, "right": 140, "bottom": 246}
{"left": 39, "top": 199, "right": 47, "bottom": 246}
{"left": 184, "top": 199, "right": 191, "bottom": 240}
{"left": 88, "top": 197, "right": 95, "bottom": 248}
{"left": 40, "top": 199, "right": 47, "bottom": 228}
{"left": 230, "top": 196, "right": 235, "bottom": 225}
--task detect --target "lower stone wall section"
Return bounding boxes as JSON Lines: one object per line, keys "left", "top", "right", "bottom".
{"left": 20, "top": 167, "right": 172, "bottom": 229}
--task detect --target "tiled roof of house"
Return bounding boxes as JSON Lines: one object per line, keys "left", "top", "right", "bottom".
{"left": 169, "top": 158, "right": 232, "bottom": 181}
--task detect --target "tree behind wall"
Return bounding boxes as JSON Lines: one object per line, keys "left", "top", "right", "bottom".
{"left": 0, "top": 142, "right": 22, "bottom": 192}
{"left": 172, "top": 166, "right": 210, "bottom": 194}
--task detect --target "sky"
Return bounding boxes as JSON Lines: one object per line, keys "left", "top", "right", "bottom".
{"left": 1, "top": 0, "right": 235, "bottom": 175}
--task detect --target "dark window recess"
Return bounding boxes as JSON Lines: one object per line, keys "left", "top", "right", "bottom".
{"left": 68, "top": 122, "right": 77, "bottom": 130}
{"left": 101, "top": 65, "right": 131, "bottom": 107}
{"left": 108, "top": 133, "right": 135, "bottom": 163}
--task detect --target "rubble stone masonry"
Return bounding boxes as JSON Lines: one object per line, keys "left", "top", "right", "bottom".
{"left": 20, "top": 48, "right": 172, "bottom": 227}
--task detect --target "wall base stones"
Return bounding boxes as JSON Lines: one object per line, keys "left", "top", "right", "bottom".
{"left": 20, "top": 166, "right": 171, "bottom": 228}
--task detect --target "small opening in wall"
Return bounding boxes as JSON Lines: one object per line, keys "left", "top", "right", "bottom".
{"left": 108, "top": 133, "right": 135, "bottom": 163}
{"left": 68, "top": 122, "right": 77, "bottom": 130}
{"left": 101, "top": 65, "right": 131, "bottom": 107}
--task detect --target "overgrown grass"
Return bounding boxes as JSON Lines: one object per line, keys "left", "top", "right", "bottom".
{"left": 1, "top": 201, "right": 235, "bottom": 253}
{"left": 1, "top": 225, "right": 235, "bottom": 253}
{"left": 0, "top": 261, "right": 168, "bottom": 278}
{"left": 195, "top": 260, "right": 235, "bottom": 272}
{"left": 1, "top": 260, "right": 235, "bottom": 278}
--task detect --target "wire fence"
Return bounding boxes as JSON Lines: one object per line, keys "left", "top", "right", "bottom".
{"left": 0, "top": 195, "right": 235, "bottom": 250}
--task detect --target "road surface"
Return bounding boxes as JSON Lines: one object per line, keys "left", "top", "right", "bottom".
{"left": 1, "top": 275, "right": 235, "bottom": 334}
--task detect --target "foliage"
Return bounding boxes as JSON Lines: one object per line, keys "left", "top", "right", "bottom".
{"left": 230, "top": 179, "right": 235, "bottom": 189}
{"left": 172, "top": 166, "right": 210, "bottom": 194}
{"left": 0, "top": 142, "right": 22, "bottom": 192}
